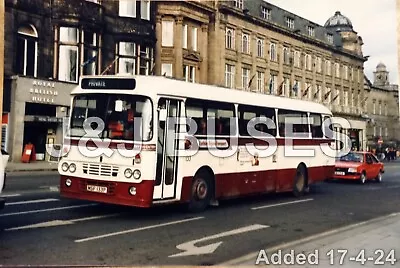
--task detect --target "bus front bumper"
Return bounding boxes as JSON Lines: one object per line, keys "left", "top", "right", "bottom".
{"left": 60, "top": 176, "right": 155, "bottom": 208}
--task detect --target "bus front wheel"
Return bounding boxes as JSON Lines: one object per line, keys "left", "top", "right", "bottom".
{"left": 187, "top": 171, "right": 212, "bottom": 212}
{"left": 293, "top": 165, "right": 307, "bottom": 197}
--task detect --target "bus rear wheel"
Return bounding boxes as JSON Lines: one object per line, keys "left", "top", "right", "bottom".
{"left": 187, "top": 171, "right": 212, "bottom": 212}
{"left": 293, "top": 165, "right": 307, "bottom": 197}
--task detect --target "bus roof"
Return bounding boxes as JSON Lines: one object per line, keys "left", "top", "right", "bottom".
{"left": 72, "top": 75, "right": 333, "bottom": 115}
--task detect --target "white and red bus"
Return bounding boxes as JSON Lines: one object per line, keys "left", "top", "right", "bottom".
{"left": 58, "top": 75, "right": 336, "bottom": 211}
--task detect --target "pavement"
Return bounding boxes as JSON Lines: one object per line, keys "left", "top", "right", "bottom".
{"left": 0, "top": 161, "right": 399, "bottom": 266}
{"left": 222, "top": 213, "right": 400, "bottom": 267}
{"left": 5, "top": 160, "right": 59, "bottom": 172}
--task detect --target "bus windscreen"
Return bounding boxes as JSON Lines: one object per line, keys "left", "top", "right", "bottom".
{"left": 81, "top": 78, "right": 136, "bottom": 90}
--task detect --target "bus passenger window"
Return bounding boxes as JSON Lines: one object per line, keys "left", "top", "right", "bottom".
{"left": 310, "top": 113, "right": 323, "bottom": 138}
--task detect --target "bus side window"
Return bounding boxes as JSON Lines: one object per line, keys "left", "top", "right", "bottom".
{"left": 310, "top": 113, "right": 323, "bottom": 138}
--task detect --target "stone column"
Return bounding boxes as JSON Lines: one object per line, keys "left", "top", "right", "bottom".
{"left": 200, "top": 24, "right": 208, "bottom": 84}
{"left": 9, "top": 94, "right": 25, "bottom": 162}
{"left": 155, "top": 15, "right": 162, "bottom": 76}
{"left": 174, "top": 16, "right": 184, "bottom": 79}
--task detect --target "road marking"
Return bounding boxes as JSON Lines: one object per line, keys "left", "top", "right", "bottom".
{"left": 251, "top": 198, "right": 314, "bottom": 210}
{"left": 0, "top": 193, "right": 21, "bottom": 197}
{"left": 219, "top": 212, "right": 400, "bottom": 266}
{"left": 0, "top": 204, "right": 97, "bottom": 217}
{"left": 5, "top": 214, "right": 120, "bottom": 231}
{"left": 75, "top": 216, "right": 205, "bottom": 243}
{"left": 169, "top": 224, "right": 269, "bottom": 257}
{"left": 6, "top": 198, "right": 59, "bottom": 206}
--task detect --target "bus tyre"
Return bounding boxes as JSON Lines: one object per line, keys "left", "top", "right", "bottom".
{"left": 187, "top": 171, "right": 212, "bottom": 212}
{"left": 293, "top": 166, "right": 307, "bottom": 197}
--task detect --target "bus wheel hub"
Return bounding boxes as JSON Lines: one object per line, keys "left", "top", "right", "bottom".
{"left": 194, "top": 179, "right": 207, "bottom": 200}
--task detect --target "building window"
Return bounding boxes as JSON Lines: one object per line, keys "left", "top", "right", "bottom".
{"left": 294, "top": 51, "right": 300, "bottom": 68}
{"left": 257, "top": 38, "right": 264, "bottom": 57}
{"left": 269, "top": 74, "right": 277, "bottom": 94}
{"left": 261, "top": 7, "right": 271, "bottom": 20}
{"left": 82, "top": 31, "right": 98, "bottom": 76}
{"left": 344, "top": 91, "right": 349, "bottom": 106}
{"left": 225, "top": 64, "right": 235, "bottom": 88}
{"left": 139, "top": 45, "right": 153, "bottom": 75}
{"left": 140, "top": 0, "right": 150, "bottom": 20}
{"left": 241, "top": 67, "right": 250, "bottom": 90}
{"left": 256, "top": 71, "right": 264, "bottom": 92}
{"left": 373, "top": 126, "right": 377, "bottom": 136}
{"left": 192, "top": 27, "right": 198, "bottom": 51}
{"left": 335, "top": 63, "right": 340, "bottom": 78}
{"left": 307, "top": 26, "right": 314, "bottom": 37}
{"left": 385, "top": 103, "right": 387, "bottom": 116}
{"left": 234, "top": 0, "right": 243, "bottom": 9}
{"left": 350, "top": 91, "right": 354, "bottom": 107}
{"left": 327, "top": 33, "right": 333, "bottom": 44}
{"left": 283, "top": 47, "right": 290, "bottom": 65}
{"left": 241, "top": 33, "right": 250, "bottom": 54}
{"left": 58, "top": 27, "right": 79, "bottom": 82}
{"left": 16, "top": 24, "right": 38, "bottom": 77}
{"left": 379, "top": 127, "right": 382, "bottom": 137}
{"left": 117, "top": 42, "right": 135, "bottom": 74}
{"left": 182, "top": 24, "right": 188, "bottom": 49}
{"left": 385, "top": 127, "right": 388, "bottom": 137}
{"left": 305, "top": 54, "right": 312, "bottom": 70}
{"left": 373, "top": 101, "right": 376, "bottom": 114}
{"left": 270, "top": 43, "right": 276, "bottom": 61}
{"left": 161, "top": 63, "right": 173, "bottom": 77}
{"left": 316, "top": 57, "right": 322, "bottom": 73}
{"left": 119, "top": 0, "right": 136, "bottom": 17}
{"left": 162, "top": 20, "right": 174, "bottom": 47}
{"left": 343, "top": 65, "right": 348, "bottom": 80}
{"left": 183, "top": 65, "right": 195, "bottom": 83}
{"left": 225, "top": 27, "right": 235, "bottom": 49}
{"left": 326, "top": 60, "right": 331, "bottom": 75}
{"left": 379, "top": 102, "right": 382, "bottom": 115}
{"left": 286, "top": 17, "right": 294, "bottom": 29}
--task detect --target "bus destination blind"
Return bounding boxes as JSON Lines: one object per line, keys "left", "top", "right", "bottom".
{"left": 81, "top": 78, "right": 136, "bottom": 90}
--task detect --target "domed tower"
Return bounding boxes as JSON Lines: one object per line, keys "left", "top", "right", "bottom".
{"left": 373, "top": 62, "right": 390, "bottom": 86}
{"left": 324, "top": 11, "right": 363, "bottom": 56}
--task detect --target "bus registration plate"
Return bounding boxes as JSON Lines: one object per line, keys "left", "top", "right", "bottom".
{"left": 87, "top": 185, "right": 108, "bottom": 194}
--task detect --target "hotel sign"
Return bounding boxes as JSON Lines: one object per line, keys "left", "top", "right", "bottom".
{"left": 29, "top": 80, "right": 59, "bottom": 103}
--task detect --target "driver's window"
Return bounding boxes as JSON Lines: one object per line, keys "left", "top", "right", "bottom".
{"left": 366, "top": 154, "right": 372, "bottom": 164}
{"left": 371, "top": 154, "right": 379, "bottom": 163}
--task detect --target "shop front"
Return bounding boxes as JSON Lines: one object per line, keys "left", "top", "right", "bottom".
{"left": 7, "top": 76, "right": 76, "bottom": 162}
{"left": 331, "top": 117, "right": 367, "bottom": 153}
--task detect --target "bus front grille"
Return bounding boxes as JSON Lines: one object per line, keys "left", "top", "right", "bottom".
{"left": 82, "top": 163, "right": 119, "bottom": 177}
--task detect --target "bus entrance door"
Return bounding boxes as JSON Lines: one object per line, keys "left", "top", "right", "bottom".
{"left": 153, "top": 98, "right": 182, "bottom": 200}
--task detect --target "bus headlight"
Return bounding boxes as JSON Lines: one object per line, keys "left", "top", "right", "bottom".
{"left": 65, "top": 178, "right": 72, "bottom": 187}
{"left": 133, "top": 169, "right": 141, "bottom": 180}
{"left": 69, "top": 163, "right": 76, "bottom": 173}
{"left": 124, "top": 168, "right": 133, "bottom": 178}
{"left": 61, "top": 162, "right": 69, "bottom": 172}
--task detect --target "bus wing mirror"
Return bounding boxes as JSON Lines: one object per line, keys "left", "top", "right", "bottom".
{"left": 159, "top": 108, "right": 167, "bottom": 121}
{"left": 115, "top": 100, "right": 123, "bottom": 112}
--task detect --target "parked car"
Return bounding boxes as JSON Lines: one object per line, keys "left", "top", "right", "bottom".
{"left": 0, "top": 149, "right": 9, "bottom": 210}
{"left": 332, "top": 151, "right": 384, "bottom": 184}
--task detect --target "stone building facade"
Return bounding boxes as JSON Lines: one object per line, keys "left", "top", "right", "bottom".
{"left": 364, "top": 63, "right": 400, "bottom": 149}
{"left": 3, "top": 0, "right": 156, "bottom": 162}
{"left": 155, "top": 0, "right": 368, "bottom": 151}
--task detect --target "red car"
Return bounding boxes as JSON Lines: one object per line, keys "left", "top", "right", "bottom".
{"left": 332, "top": 151, "right": 384, "bottom": 184}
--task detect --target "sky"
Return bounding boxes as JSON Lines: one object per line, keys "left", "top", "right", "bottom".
{"left": 266, "top": 0, "right": 399, "bottom": 85}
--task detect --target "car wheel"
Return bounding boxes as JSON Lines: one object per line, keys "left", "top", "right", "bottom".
{"left": 375, "top": 171, "right": 383, "bottom": 183}
{"left": 360, "top": 172, "right": 366, "bottom": 184}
